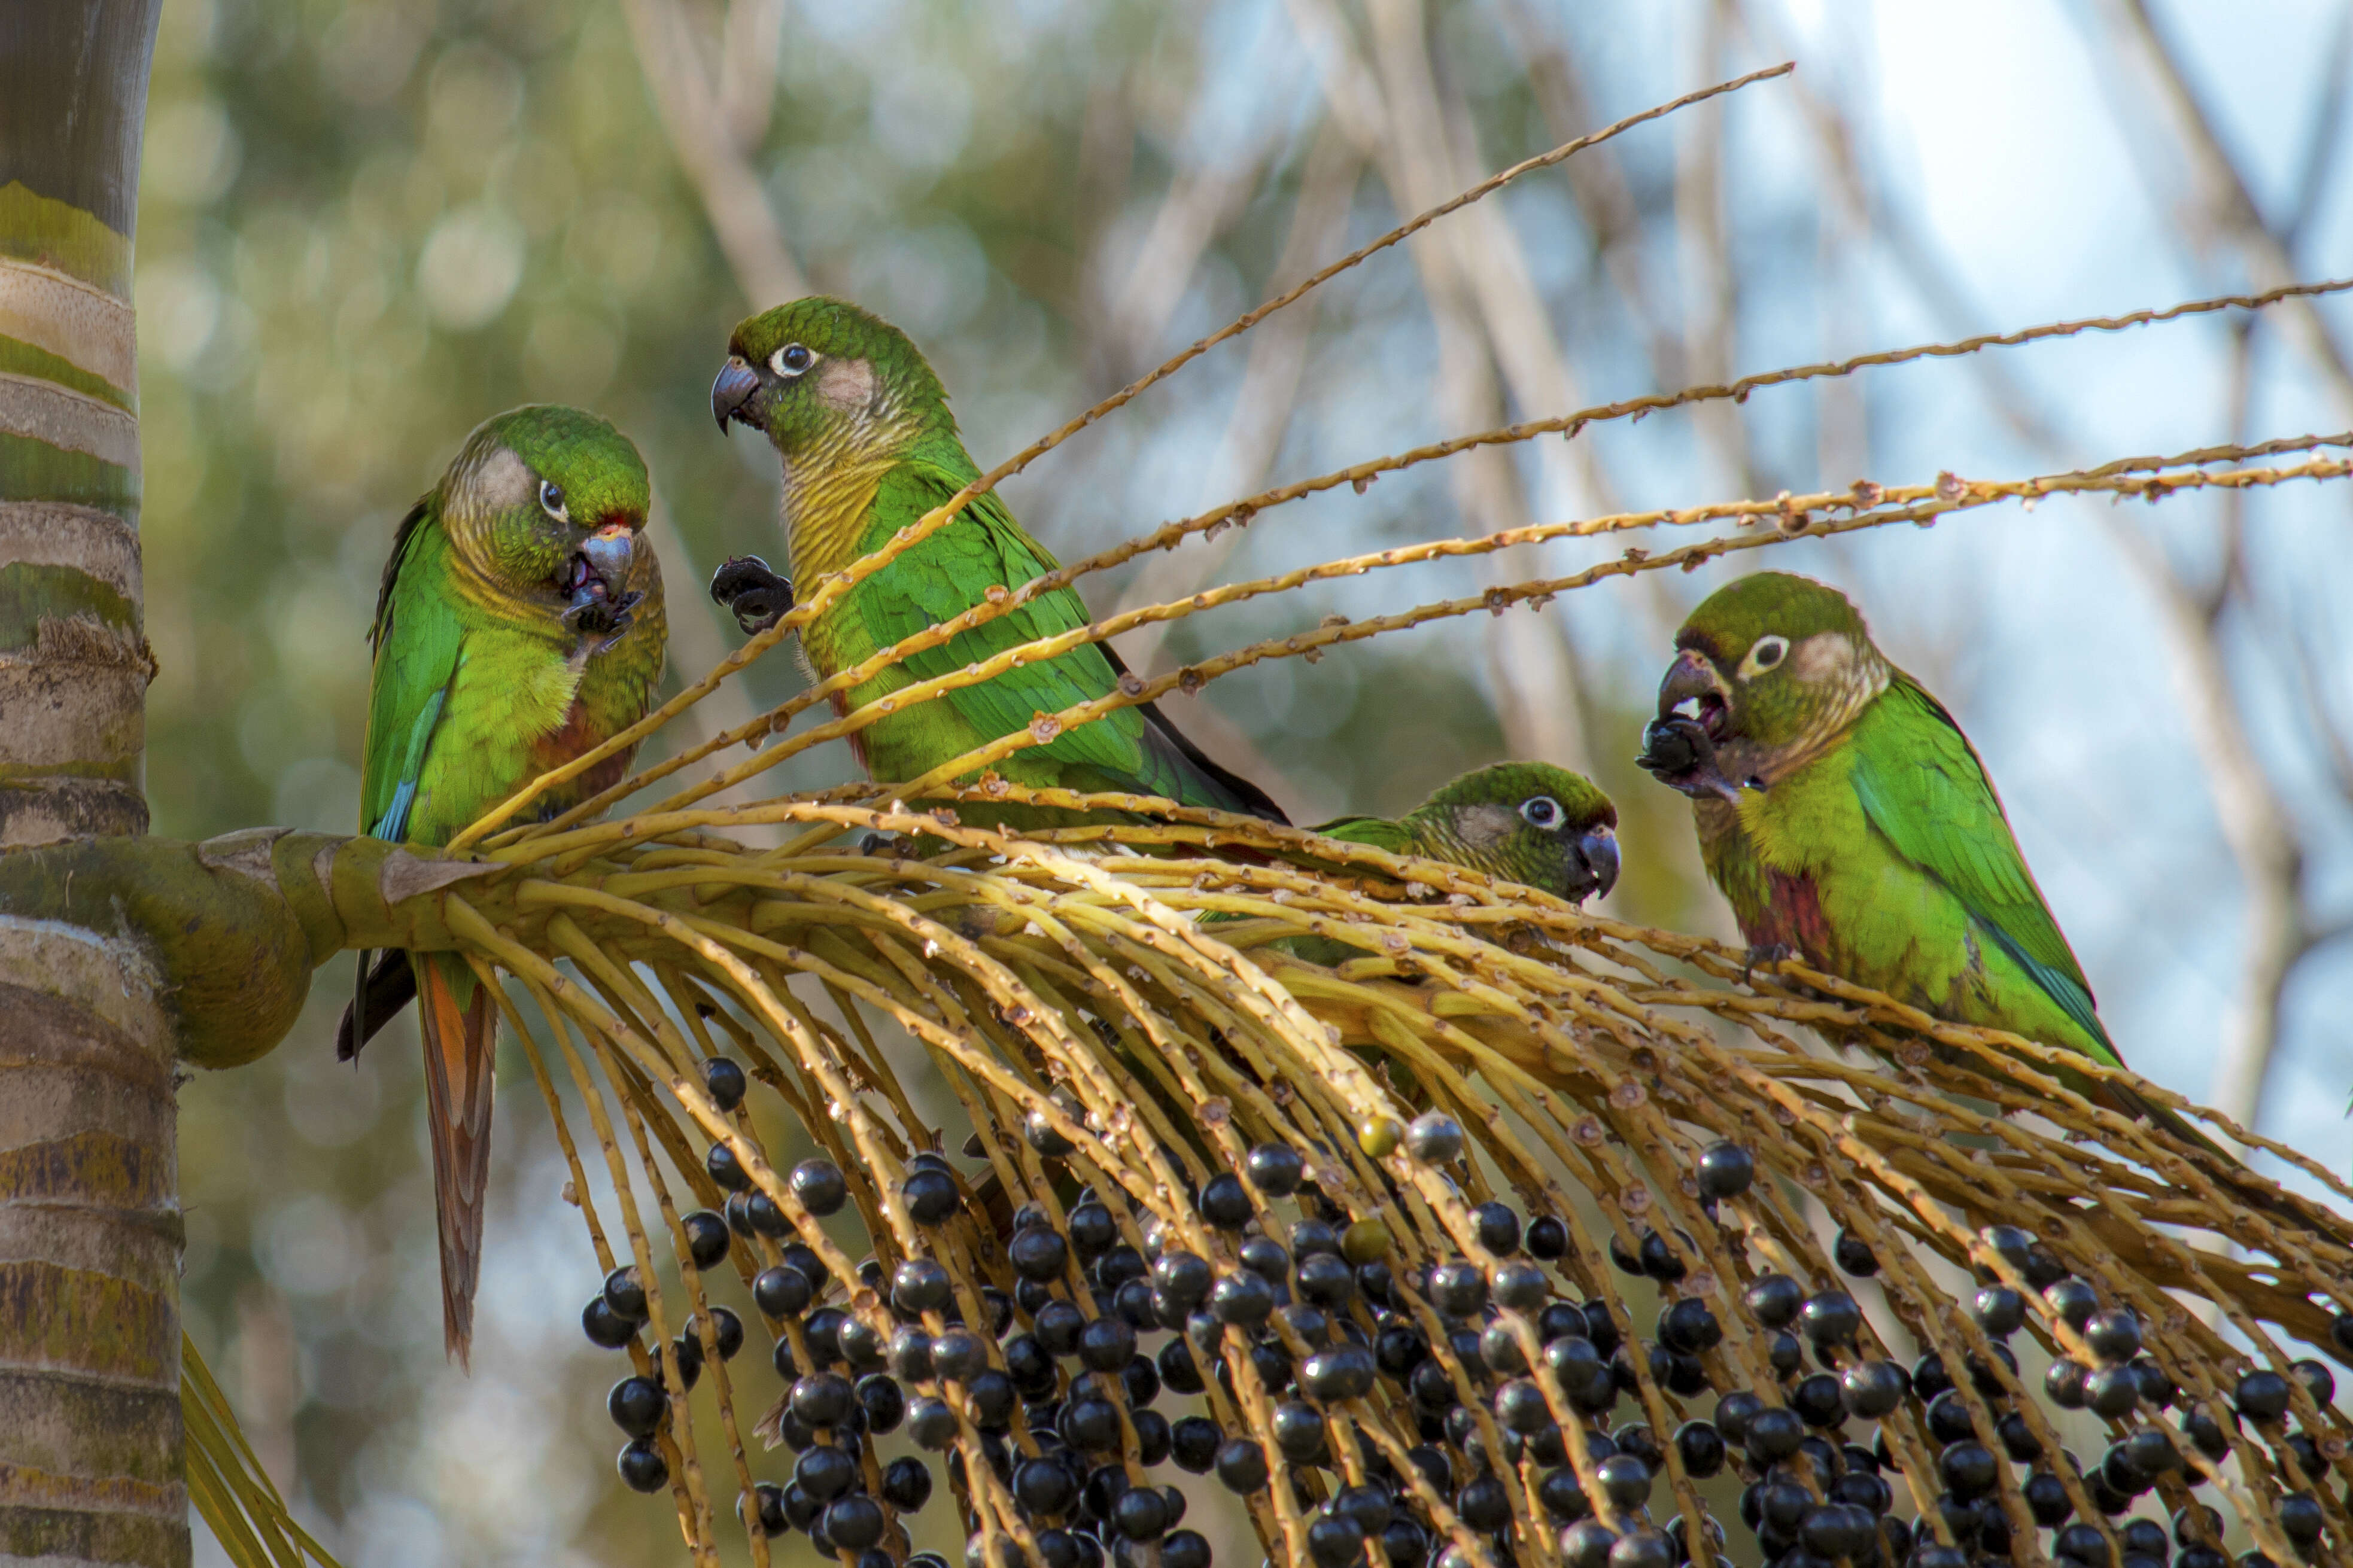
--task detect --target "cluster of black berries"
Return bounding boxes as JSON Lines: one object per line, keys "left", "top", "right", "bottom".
{"left": 574, "top": 1061, "right": 2340, "bottom": 1568}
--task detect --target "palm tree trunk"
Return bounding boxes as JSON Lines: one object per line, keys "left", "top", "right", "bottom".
{"left": 0, "top": 4, "right": 183, "bottom": 1566}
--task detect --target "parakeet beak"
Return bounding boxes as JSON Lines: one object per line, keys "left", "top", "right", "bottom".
{"left": 1576, "top": 826, "right": 1620, "bottom": 902}
{"left": 577, "top": 522, "right": 636, "bottom": 598}
{"left": 1656, "top": 647, "right": 1731, "bottom": 741}
{"left": 711, "top": 357, "right": 763, "bottom": 434}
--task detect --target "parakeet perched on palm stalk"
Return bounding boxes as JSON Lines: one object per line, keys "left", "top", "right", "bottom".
{"left": 708, "top": 297, "right": 1287, "bottom": 830}
{"left": 1635, "top": 570, "right": 2226, "bottom": 1158}
{"left": 336, "top": 406, "right": 667, "bottom": 1364}
{"left": 1266, "top": 762, "right": 1619, "bottom": 966}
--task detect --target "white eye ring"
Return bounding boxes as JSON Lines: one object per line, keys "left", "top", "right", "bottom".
{"left": 539, "top": 479, "right": 568, "bottom": 523}
{"left": 1740, "top": 634, "right": 1790, "bottom": 678}
{"left": 1520, "top": 796, "right": 1562, "bottom": 829}
{"left": 771, "top": 343, "right": 817, "bottom": 379}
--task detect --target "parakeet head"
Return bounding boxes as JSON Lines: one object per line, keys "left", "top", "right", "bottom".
{"left": 1407, "top": 762, "right": 1620, "bottom": 903}
{"left": 394, "top": 405, "right": 652, "bottom": 644}
{"left": 1653, "top": 571, "right": 1891, "bottom": 777}
{"left": 711, "top": 296, "right": 949, "bottom": 459}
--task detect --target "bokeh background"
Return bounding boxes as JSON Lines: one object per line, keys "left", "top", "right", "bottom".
{"left": 137, "top": 0, "right": 2353, "bottom": 1562}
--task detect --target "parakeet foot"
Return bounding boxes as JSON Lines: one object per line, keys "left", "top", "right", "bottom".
{"left": 1740, "top": 942, "right": 1796, "bottom": 987}
{"left": 710, "top": 555, "right": 795, "bottom": 635}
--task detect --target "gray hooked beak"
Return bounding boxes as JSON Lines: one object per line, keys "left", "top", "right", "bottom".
{"left": 1656, "top": 646, "right": 1728, "bottom": 723}
{"left": 1578, "top": 826, "right": 1621, "bottom": 902}
{"left": 712, "top": 357, "right": 761, "bottom": 434}
{"left": 580, "top": 523, "right": 635, "bottom": 591}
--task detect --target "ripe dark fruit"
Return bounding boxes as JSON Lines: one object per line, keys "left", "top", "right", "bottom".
{"left": 2044, "top": 1276, "right": 2099, "bottom": 1330}
{"left": 2084, "top": 1308, "right": 2143, "bottom": 1363}
{"left": 604, "top": 1266, "right": 649, "bottom": 1323}
{"left": 2085, "top": 1363, "right": 2141, "bottom": 1418}
{"left": 1403, "top": 1111, "right": 1463, "bottom": 1163}
{"left": 701, "top": 1306, "right": 744, "bottom": 1360}
{"left": 1066, "top": 1202, "right": 1117, "bottom": 1258}
{"left": 1472, "top": 1201, "right": 1520, "bottom": 1256}
{"left": 618, "top": 1437, "right": 668, "bottom": 1493}
{"left": 609, "top": 1376, "right": 666, "bottom": 1438}
{"left": 700, "top": 1055, "right": 747, "bottom": 1112}
{"left": 2235, "top": 1368, "right": 2292, "bottom": 1422}
{"left": 706, "top": 1141, "right": 751, "bottom": 1192}
{"left": 1525, "top": 1215, "right": 1570, "bottom": 1259}
{"left": 1455, "top": 1476, "right": 1512, "bottom": 1532}
{"left": 908, "top": 1396, "right": 956, "bottom": 1450}
{"left": 786, "top": 1157, "right": 847, "bottom": 1217}
{"left": 791, "top": 1372, "right": 855, "bottom": 1427}
{"left": 1010, "top": 1227, "right": 1071, "bottom": 1282}
{"left": 1743, "top": 1274, "right": 1802, "bottom": 1329}
{"left": 883, "top": 1456, "right": 934, "bottom": 1513}
{"left": 1211, "top": 1271, "right": 1273, "bottom": 1326}
{"left": 1695, "top": 1141, "right": 1754, "bottom": 1198}
{"left": 1972, "top": 1285, "right": 2025, "bottom": 1338}
{"left": 1244, "top": 1143, "right": 1304, "bottom": 1195}
{"left": 825, "top": 1496, "right": 886, "bottom": 1552}
{"left": 1558, "top": 1520, "right": 1618, "bottom": 1568}
{"left": 902, "top": 1167, "right": 960, "bottom": 1225}
{"left": 1429, "top": 1261, "right": 1487, "bottom": 1317}
{"left": 1024, "top": 1107, "right": 1077, "bottom": 1158}
{"left": 1214, "top": 1438, "right": 1270, "bottom": 1493}
{"left": 1658, "top": 1298, "right": 1722, "bottom": 1354}
{"left": 753, "top": 1264, "right": 813, "bottom": 1320}
{"left": 2045, "top": 1359, "right": 2089, "bottom": 1409}
{"left": 1302, "top": 1345, "right": 1378, "bottom": 1403}
{"left": 1198, "top": 1173, "right": 1253, "bottom": 1229}
{"left": 1078, "top": 1317, "right": 1138, "bottom": 1374}
{"left": 583, "top": 1296, "right": 637, "bottom": 1349}
{"left": 1840, "top": 1360, "right": 1907, "bottom": 1419}
{"left": 1305, "top": 1515, "right": 1366, "bottom": 1568}
{"left": 681, "top": 1210, "right": 730, "bottom": 1269}
{"left": 1799, "top": 1291, "right": 1862, "bottom": 1345}
{"left": 1271, "top": 1402, "right": 1330, "bottom": 1462}
{"left": 1111, "top": 1486, "right": 1171, "bottom": 1542}
{"left": 1831, "top": 1229, "right": 1879, "bottom": 1277}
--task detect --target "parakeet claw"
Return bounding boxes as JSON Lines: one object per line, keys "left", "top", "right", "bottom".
{"left": 1636, "top": 716, "right": 1746, "bottom": 803}
{"left": 1740, "top": 942, "right": 1797, "bottom": 987}
{"left": 710, "top": 555, "right": 795, "bottom": 635}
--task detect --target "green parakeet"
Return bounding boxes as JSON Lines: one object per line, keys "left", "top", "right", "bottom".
{"left": 1265, "top": 762, "right": 1619, "bottom": 966}
{"left": 1635, "top": 570, "right": 2208, "bottom": 1148}
{"left": 709, "top": 297, "right": 1287, "bottom": 829}
{"left": 336, "top": 405, "right": 668, "bottom": 1363}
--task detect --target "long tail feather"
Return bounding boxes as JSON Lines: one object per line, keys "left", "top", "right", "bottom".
{"left": 336, "top": 949, "right": 417, "bottom": 1062}
{"left": 416, "top": 955, "right": 495, "bottom": 1368}
{"left": 2101, "top": 1079, "right": 2342, "bottom": 1236}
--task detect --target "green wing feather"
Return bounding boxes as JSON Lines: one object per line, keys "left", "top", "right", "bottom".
{"left": 1849, "top": 677, "right": 2121, "bottom": 1067}
{"left": 859, "top": 459, "right": 1282, "bottom": 817}
{"left": 360, "top": 500, "right": 465, "bottom": 844}
{"left": 1308, "top": 815, "right": 1415, "bottom": 854}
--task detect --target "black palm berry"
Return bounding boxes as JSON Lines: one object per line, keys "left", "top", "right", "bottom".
{"left": 2181, "top": 1406, "right": 2231, "bottom": 1460}
{"left": 1287, "top": 1253, "right": 1350, "bottom": 1311}
{"left": 1197, "top": 1173, "right": 1253, "bottom": 1229}
{"left": 2085, "top": 1362, "right": 2141, "bottom": 1419}
{"left": 1211, "top": 1271, "right": 1273, "bottom": 1326}
{"left": 1159, "top": 1532, "right": 1209, "bottom": 1568}
{"left": 705, "top": 1139, "right": 751, "bottom": 1192}
{"left": 837, "top": 1315, "right": 886, "bottom": 1373}
{"left": 609, "top": 1375, "right": 666, "bottom": 1437}
{"left": 1236, "top": 1237, "right": 1288, "bottom": 1287}
{"left": 1302, "top": 1515, "right": 1364, "bottom": 1568}
{"left": 1558, "top": 1520, "right": 1618, "bottom": 1568}
{"left": 2235, "top": 1367, "right": 2293, "bottom": 1421}
{"left": 928, "top": 1328, "right": 984, "bottom": 1383}
{"left": 2289, "top": 1356, "right": 2334, "bottom": 1406}
{"left": 1399, "top": 1111, "right": 1461, "bottom": 1164}
{"left": 1008, "top": 1226, "right": 1069, "bottom": 1283}
{"left": 1801, "top": 1503, "right": 1877, "bottom": 1560}
{"left": 1214, "top": 1438, "right": 1269, "bottom": 1493}
{"left": 1452, "top": 1475, "right": 1510, "bottom": 1532}
{"left": 1967, "top": 1284, "right": 2024, "bottom": 1338}
{"left": 796, "top": 1444, "right": 858, "bottom": 1502}
{"left": 1995, "top": 1410, "right": 2042, "bottom": 1463}
{"left": 1658, "top": 1297, "right": 1723, "bottom": 1355}
{"left": 1695, "top": 1140, "right": 1753, "bottom": 1198}
{"left": 1065, "top": 1202, "right": 1117, "bottom": 1258}
{"left": 1924, "top": 1390, "right": 1976, "bottom": 1445}
{"left": 904, "top": 1395, "right": 954, "bottom": 1450}
{"left": 2044, "top": 1275, "right": 2099, "bottom": 1330}
{"left": 893, "top": 1257, "right": 953, "bottom": 1315}
{"left": 1112, "top": 1278, "right": 1158, "bottom": 1330}
{"left": 1270, "top": 1401, "right": 1329, "bottom": 1462}
{"left": 1745, "top": 1406, "right": 1805, "bottom": 1463}
{"left": 699, "top": 1306, "right": 743, "bottom": 1362}
{"left": 873, "top": 1456, "right": 929, "bottom": 1515}
{"left": 1242, "top": 1142, "right": 1303, "bottom": 1195}
{"left": 791, "top": 1371, "right": 855, "bottom": 1429}
{"left": 617, "top": 1437, "right": 668, "bottom": 1493}
{"left": 2085, "top": 1308, "right": 2142, "bottom": 1363}
{"left": 1831, "top": 1229, "right": 1879, "bottom": 1277}
{"left": 699, "top": 1055, "right": 747, "bottom": 1112}
{"left": 1938, "top": 1440, "right": 1998, "bottom": 1500}
{"left": 900, "top": 1167, "right": 959, "bottom": 1225}
{"left": 825, "top": 1496, "right": 885, "bottom": 1551}
{"left": 1791, "top": 1373, "right": 1844, "bottom": 1429}
{"left": 1831, "top": 1471, "right": 1891, "bottom": 1515}
{"left": 754, "top": 1263, "right": 813, "bottom": 1321}
{"left": 1712, "top": 1390, "right": 1762, "bottom": 1444}
{"left": 1840, "top": 1360, "right": 1907, "bottom": 1419}
{"left": 1798, "top": 1290, "right": 1862, "bottom": 1345}
{"left": 1743, "top": 1274, "right": 1802, "bottom": 1329}
{"left": 584, "top": 1296, "right": 637, "bottom": 1348}
{"left": 1479, "top": 1320, "right": 1527, "bottom": 1376}
{"left": 1424, "top": 1261, "right": 1483, "bottom": 1317}
{"left": 746, "top": 1192, "right": 789, "bottom": 1238}
{"left": 1016, "top": 1455, "right": 1081, "bottom": 1514}
{"left": 1078, "top": 1316, "right": 1137, "bottom": 1374}
{"left": 1489, "top": 1378, "right": 1546, "bottom": 1433}
{"left": 1472, "top": 1201, "right": 1520, "bottom": 1256}
{"left": 1513, "top": 1217, "right": 1565, "bottom": 1265}
{"left": 966, "top": 1369, "right": 1016, "bottom": 1427}
{"left": 604, "top": 1266, "right": 650, "bottom": 1323}
{"left": 2044, "top": 1358, "right": 2089, "bottom": 1409}
{"left": 1111, "top": 1487, "right": 1171, "bottom": 1542}
{"left": 1302, "top": 1344, "right": 1378, "bottom": 1403}
{"left": 1765, "top": 1330, "right": 1802, "bottom": 1379}
{"left": 1023, "top": 1106, "right": 1077, "bottom": 1158}
{"left": 780, "top": 1157, "right": 844, "bottom": 1217}
{"left": 2053, "top": 1523, "right": 2111, "bottom": 1564}
{"left": 883, "top": 1325, "right": 933, "bottom": 1381}
{"left": 679, "top": 1210, "right": 729, "bottom": 1269}
{"left": 1908, "top": 1548, "right": 1966, "bottom": 1568}
{"left": 1092, "top": 1247, "right": 1146, "bottom": 1295}
{"left": 2018, "top": 1469, "right": 2073, "bottom": 1527}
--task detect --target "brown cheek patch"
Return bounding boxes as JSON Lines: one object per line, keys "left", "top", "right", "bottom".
{"left": 818, "top": 357, "right": 876, "bottom": 412}
{"left": 1789, "top": 632, "right": 1853, "bottom": 683}
{"left": 470, "top": 446, "right": 536, "bottom": 512}
{"left": 1457, "top": 803, "right": 1518, "bottom": 848}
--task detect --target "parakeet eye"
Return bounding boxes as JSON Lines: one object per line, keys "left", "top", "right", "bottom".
{"left": 1740, "top": 635, "right": 1790, "bottom": 678}
{"left": 771, "top": 343, "right": 817, "bottom": 379}
{"left": 1520, "top": 796, "right": 1563, "bottom": 830}
{"left": 539, "top": 480, "right": 568, "bottom": 522}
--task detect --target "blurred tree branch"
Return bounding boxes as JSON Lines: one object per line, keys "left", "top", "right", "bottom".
{"left": 621, "top": 0, "right": 808, "bottom": 309}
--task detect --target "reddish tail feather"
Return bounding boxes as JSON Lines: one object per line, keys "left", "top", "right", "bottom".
{"left": 415, "top": 955, "right": 495, "bottom": 1368}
